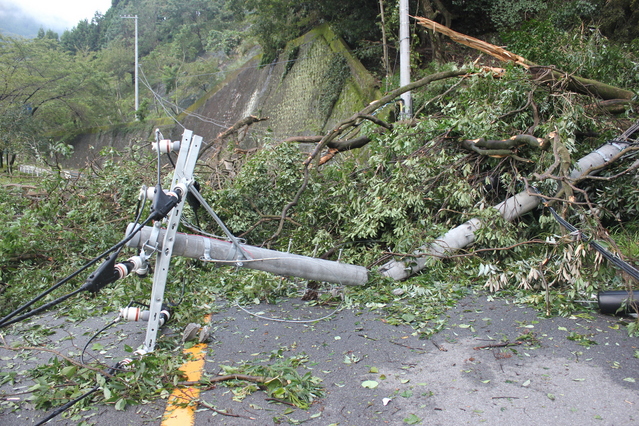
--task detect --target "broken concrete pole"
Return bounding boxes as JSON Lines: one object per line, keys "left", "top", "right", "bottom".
{"left": 127, "top": 225, "right": 368, "bottom": 286}
{"left": 378, "top": 140, "right": 631, "bottom": 281}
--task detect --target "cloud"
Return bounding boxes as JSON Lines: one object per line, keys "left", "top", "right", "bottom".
{"left": 0, "top": 3, "right": 44, "bottom": 37}
{"left": 1, "top": 0, "right": 111, "bottom": 36}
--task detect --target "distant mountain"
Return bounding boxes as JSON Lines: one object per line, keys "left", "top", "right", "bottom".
{"left": 0, "top": 3, "right": 62, "bottom": 38}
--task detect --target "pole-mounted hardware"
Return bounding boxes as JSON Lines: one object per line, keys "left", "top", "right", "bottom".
{"left": 137, "top": 129, "right": 202, "bottom": 353}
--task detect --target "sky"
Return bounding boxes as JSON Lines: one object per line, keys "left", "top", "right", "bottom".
{"left": 2, "top": 0, "right": 112, "bottom": 33}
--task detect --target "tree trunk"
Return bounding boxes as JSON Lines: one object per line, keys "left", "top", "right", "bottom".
{"left": 378, "top": 0, "right": 391, "bottom": 84}
{"left": 378, "top": 138, "right": 634, "bottom": 281}
{"left": 529, "top": 66, "right": 634, "bottom": 101}
{"left": 461, "top": 134, "right": 548, "bottom": 157}
{"left": 413, "top": 16, "right": 635, "bottom": 101}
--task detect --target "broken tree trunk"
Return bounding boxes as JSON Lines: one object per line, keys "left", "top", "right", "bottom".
{"left": 461, "top": 134, "right": 548, "bottom": 158}
{"left": 378, "top": 135, "right": 636, "bottom": 281}
{"left": 304, "top": 69, "right": 470, "bottom": 167}
{"left": 413, "top": 16, "right": 635, "bottom": 101}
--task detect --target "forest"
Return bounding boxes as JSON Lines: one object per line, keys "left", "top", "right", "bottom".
{"left": 1, "top": 0, "right": 639, "bottom": 415}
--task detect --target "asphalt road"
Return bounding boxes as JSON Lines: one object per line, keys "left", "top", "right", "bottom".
{"left": 1, "top": 291, "right": 638, "bottom": 425}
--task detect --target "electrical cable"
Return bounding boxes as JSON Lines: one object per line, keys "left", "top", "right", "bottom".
{"left": 0, "top": 217, "right": 155, "bottom": 329}
{"left": 541, "top": 198, "right": 639, "bottom": 282}
{"left": 234, "top": 300, "right": 342, "bottom": 324}
{"left": 80, "top": 316, "right": 121, "bottom": 366}
{"left": 33, "top": 359, "right": 131, "bottom": 426}
{"left": 34, "top": 385, "right": 100, "bottom": 426}
{"left": 528, "top": 136, "right": 639, "bottom": 284}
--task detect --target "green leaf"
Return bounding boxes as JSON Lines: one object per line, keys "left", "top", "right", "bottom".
{"left": 403, "top": 413, "right": 422, "bottom": 424}
{"left": 114, "top": 398, "right": 127, "bottom": 411}
{"left": 60, "top": 365, "right": 77, "bottom": 379}
{"left": 361, "top": 380, "right": 378, "bottom": 389}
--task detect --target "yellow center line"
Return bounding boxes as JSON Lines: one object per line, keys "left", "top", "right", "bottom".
{"left": 162, "top": 316, "right": 211, "bottom": 426}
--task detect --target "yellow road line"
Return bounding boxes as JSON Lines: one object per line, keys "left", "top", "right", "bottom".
{"left": 162, "top": 318, "right": 210, "bottom": 426}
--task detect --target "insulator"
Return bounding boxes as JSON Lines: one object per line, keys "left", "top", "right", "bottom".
{"left": 152, "top": 139, "right": 180, "bottom": 154}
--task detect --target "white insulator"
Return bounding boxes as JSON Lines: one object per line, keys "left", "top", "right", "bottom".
{"left": 173, "top": 183, "right": 187, "bottom": 200}
{"left": 127, "top": 256, "right": 148, "bottom": 275}
{"left": 114, "top": 263, "right": 129, "bottom": 279}
{"left": 120, "top": 307, "right": 169, "bottom": 326}
{"left": 120, "top": 307, "right": 150, "bottom": 322}
{"left": 152, "top": 139, "right": 180, "bottom": 154}
{"left": 145, "top": 186, "right": 170, "bottom": 201}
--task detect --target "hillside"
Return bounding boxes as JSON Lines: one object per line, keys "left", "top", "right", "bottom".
{"left": 1, "top": 0, "right": 639, "bottom": 420}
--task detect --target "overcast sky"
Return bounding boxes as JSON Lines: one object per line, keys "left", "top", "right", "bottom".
{"left": 3, "top": 0, "right": 112, "bottom": 33}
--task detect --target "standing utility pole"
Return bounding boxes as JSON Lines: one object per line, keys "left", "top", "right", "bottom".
{"left": 399, "top": 0, "right": 412, "bottom": 119}
{"left": 121, "top": 15, "right": 139, "bottom": 117}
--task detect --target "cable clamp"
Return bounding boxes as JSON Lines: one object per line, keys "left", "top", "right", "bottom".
{"left": 200, "top": 237, "right": 213, "bottom": 262}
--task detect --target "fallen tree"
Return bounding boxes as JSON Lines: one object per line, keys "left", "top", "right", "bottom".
{"left": 266, "top": 69, "right": 471, "bottom": 243}
{"left": 412, "top": 16, "right": 636, "bottom": 101}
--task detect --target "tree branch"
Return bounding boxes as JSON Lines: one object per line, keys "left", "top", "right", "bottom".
{"left": 199, "top": 115, "right": 269, "bottom": 159}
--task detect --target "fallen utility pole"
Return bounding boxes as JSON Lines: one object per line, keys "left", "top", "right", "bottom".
{"left": 378, "top": 128, "right": 638, "bottom": 281}
{"left": 126, "top": 224, "right": 368, "bottom": 287}
{"left": 131, "top": 130, "right": 368, "bottom": 352}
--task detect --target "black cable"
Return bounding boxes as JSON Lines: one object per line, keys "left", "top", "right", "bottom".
{"left": 0, "top": 217, "right": 154, "bottom": 329}
{"left": 133, "top": 186, "right": 149, "bottom": 227}
{"left": 34, "top": 385, "right": 100, "bottom": 426}
{"left": 34, "top": 359, "right": 129, "bottom": 426}
{"left": 530, "top": 187, "right": 639, "bottom": 283}
{"left": 81, "top": 317, "right": 121, "bottom": 365}
{"left": 0, "top": 288, "right": 86, "bottom": 329}
{"left": 546, "top": 205, "right": 639, "bottom": 281}
{"left": 166, "top": 151, "right": 176, "bottom": 169}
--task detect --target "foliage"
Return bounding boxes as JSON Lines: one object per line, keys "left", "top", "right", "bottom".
{"left": 60, "top": 14, "right": 106, "bottom": 54}
{"left": 231, "top": 0, "right": 381, "bottom": 65}
{"left": 25, "top": 346, "right": 188, "bottom": 414}
{"left": 2, "top": 0, "right": 639, "bottom": 418}
{"left": 502, "top": 18, "right": 639, "bottom": 89}
{"left": 206, "top": 140, "right": 307, "bottom": 245}
{"left": 215, "top": 351, "right": 324, "bottom": 409}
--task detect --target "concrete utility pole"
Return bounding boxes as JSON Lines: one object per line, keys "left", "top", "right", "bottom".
{"left": 378, "top": 137, "right": 638, "bottom": 281}
{"left": 128, "top": 129, "right": 368, "bottom": 352}
{"left": 121, "top": 15, "right": 139, "bottom": 116}
{"left": 399, "top": 0, "right": 412, "bottom": 119}
{"left": 126, "top": 225, "right": 369, "bottom": 287}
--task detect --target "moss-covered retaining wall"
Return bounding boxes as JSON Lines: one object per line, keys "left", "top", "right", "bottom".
{"left": 63, "top": 24, "right": 379, "bottom": 167}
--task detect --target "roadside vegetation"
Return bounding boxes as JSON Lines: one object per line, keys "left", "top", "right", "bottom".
{"left": 1, "top": 0, "right": 639, "bottom": 420}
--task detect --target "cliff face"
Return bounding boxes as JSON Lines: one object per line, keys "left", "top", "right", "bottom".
{"left": 65, "top": 24, "right": 379, "bottom": 167}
